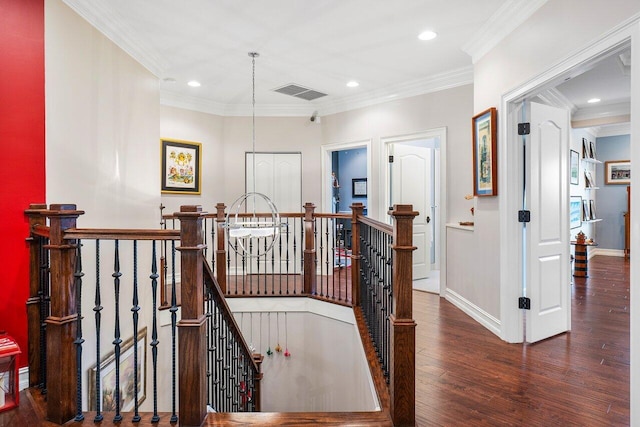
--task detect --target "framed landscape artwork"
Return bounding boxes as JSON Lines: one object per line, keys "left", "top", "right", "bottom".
{"left": 570, "top": 196, "right": 582, "bottom": 229}
{"left": 472, "top": 107, "right": 497, "bottom": 196}
{"left": 604, "top": 160, "right": 630, "bottom": 185}
{"left": 88, "top": 328, "right": 147, "bottom": 412}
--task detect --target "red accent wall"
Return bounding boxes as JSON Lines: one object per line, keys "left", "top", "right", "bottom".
{"left": 0, "top": 0, "right": 45, "bottom": 367}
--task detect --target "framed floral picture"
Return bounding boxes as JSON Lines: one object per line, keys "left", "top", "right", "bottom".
{"left": 161, "top": 138, "right": 202, "bottom": 194}
{"left": 472, "top": 107, "right": 497, "bottom": 196}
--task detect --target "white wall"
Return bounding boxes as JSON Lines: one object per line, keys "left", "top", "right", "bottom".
{"left": 46, "top": 1, "right": 164, "bottom": 412}
{"left": 160, "top": 106, "right": 225, "bottom": 214}
{"left": 228, "top": 298, "right": 379, "bottom": 413}
{"left": 473, "top": 2, "right": 640, "bottom": 424}
{"left": 221, "top": 116, "right": 324, "bottom": 210}
{"left": 322, "top": 84, "right": 474, "bottom": 223}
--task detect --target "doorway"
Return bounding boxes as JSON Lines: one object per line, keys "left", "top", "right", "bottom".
{"left": 500, "top": 28, "right": 638, "bottom": 344}
{"left": 383, "top": 128, "right": 447, "bottom": 294}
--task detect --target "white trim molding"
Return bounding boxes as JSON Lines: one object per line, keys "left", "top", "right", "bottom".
{"left": 445, "top": 288, "right": 501, "bottom": 338}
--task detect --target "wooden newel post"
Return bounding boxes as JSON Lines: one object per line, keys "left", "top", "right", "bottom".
{"left": 350, "top": 203, "right": 365, "bottom": 306}
{"left": 45, "top": 204, "right": 84, "bottom": 424}
{"left": 303, "top": 202, "right": 316, "bottom": 295}
{"left": 252, "top": 354, "right": 264, "bottom": 411}
{"left": 24, "top": 204, "right": 48, "bottom": 388}
{"left": 389, "top": 204, "right": 417, "bottom": 427}
{"left": 215, "top": 203, "right": 227, "bottom": 293}
{"left": 176, "top": 205, "right": 208, "bottom": 427}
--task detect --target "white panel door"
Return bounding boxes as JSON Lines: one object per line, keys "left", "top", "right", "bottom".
{"left": 391, "top": 144, "right": 431, "bottom": 279}
{"left": 246, "top": 153, "right": 302, "bottom": 212}
{"left": 525, "top": 102, "right": 571, "bottom": 343}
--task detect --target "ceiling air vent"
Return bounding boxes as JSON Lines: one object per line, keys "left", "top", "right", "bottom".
{"left": 273, "top": 84, "right": 327, "bottom": 101}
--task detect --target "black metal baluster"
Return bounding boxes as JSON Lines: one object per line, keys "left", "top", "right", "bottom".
{"left": 270, "top": 227, "right": 275, "bottom": 295}
{"left": 150, "top": 241, "right": 160, "bottom": 423}
{"left": 170, "top": 240, "right": 178, "bottom": 423}
{"left": 73, "top": 241, "right": 84, "bottom": 422}
{"left": 292, "top": 218, "right": 297, "bottom": 293}
{"left": 313, "top": 218, "right": 319, "bottom": 297}
{"left": 112, "top": 240, "right": 123, "bottom": 423}
{"left": 285, "top": 218, "right": 290, "bottom": 294}
{"left": 131, "top": 240, "right": 141, "bottom": 422}
{"left": 278, "top": 222, "right": 283, "bottom": 295}
{"left": 206, "top": 286, "right": 213, "bottom": 408}
{"left": 93, "top": 240, "right": 103, "bottom": 421}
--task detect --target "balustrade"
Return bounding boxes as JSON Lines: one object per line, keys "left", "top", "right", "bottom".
{"left": 23, "top": 202, "right": 415, "bottom": 426}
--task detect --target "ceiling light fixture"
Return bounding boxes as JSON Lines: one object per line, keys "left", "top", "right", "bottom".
{"left": 418, "top": 30, "right": 438, "bottom": 41}
{"left": 587, "top": 98, "right": 601, "bottom": 104}
{"left": 347, "top": 81, "right": 359, "bottom": 88}
{"left": 187, "top": 80, "right": 201, "bottom": 87}
{"left": 224, "top": 52, "right": 281, "bottom": 257}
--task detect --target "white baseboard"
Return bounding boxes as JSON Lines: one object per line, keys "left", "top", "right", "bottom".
{"left": 444, "top": 288, "right": 501, "bottom": 338}
{"left": 19, "top": 366, "right": 29, "bottom": 391}
{"left": 590, "top": 248, "right": 625, "bottom": 258}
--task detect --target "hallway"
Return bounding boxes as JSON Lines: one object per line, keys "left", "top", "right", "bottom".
{"left": 414, "top": 255, "right": 630, "bottom": 426}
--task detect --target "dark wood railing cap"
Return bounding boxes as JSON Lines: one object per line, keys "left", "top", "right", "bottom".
{"left": 388, "top": 204, "right": 419, "bottom": 218}
{"left": 44, "top": 204, "right": 85, "bottom": 217}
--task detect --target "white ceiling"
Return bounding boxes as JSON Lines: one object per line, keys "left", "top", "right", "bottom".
{"left": 61, "top": 0, "right": 629, "bottom": 124}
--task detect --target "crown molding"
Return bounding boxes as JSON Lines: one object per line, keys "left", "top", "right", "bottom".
{"left": 462, "top": 0, "right": 549, "bottom": 64}
{"left": 161, "top": 66, "right": 474, "bottom": 117}
{"left": 535, "top": 88, "right": 577, "bottom": 114}
{"left": 588, "top": 122, "right": 631, "bottom": 138}
{"left": 572, "top": 101, "right": 631, "bottom": 122}
{"left": 63, "top": 0, "right": 167, "bottom": 77}
{"left": 316, "top": 66, "right": 473, "bottom": 116}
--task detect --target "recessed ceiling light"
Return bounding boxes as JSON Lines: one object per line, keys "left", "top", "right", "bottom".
{"left": 587, "top": 98, "right": 601, "bottom": 103}
{"left": 346, "top": 81, "right": 359, "bottom": 88}
{"left": 187, "top": 80, "right": 201, "bottom": 87}
{"left": 418, "top": 30, "right": 438, "bottom": 41}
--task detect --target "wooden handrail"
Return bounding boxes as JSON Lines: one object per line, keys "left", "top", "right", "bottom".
{"left": 358, "top": 215, "right": 393, "bottom": 235}
{"left": 64, "top": 228, "right": 179, "bottom": 241}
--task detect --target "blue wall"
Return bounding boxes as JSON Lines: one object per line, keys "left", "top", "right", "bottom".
{"left": 332, "top": 148, "right": 367, "bottom": 212}
{"left": 595, "top": 134, "right": 630, "bottom": 250}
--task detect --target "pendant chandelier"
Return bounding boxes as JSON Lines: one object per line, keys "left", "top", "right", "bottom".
{"left": 225, "top": 52, "right": 281, "bottom": 257}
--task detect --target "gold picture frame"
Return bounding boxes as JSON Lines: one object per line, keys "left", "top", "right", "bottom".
{"left": 88, "top": 327, "right": 147, "bottom": 412}
{"left": 161, "top": 138, "right": 202, "bottom": 194}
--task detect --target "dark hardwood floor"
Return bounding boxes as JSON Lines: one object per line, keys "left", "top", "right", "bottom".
{"left": 414, "top": 255, "right": 630, "bottom": 426}
{"left": 2, "top": 256, "right": 629, "bottom": 426}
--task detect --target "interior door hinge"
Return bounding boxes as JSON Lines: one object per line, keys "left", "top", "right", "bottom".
{"left": 518, "top": 122, "right": 530, "bottom": 135}
{"left": 518, "top": 297, "right": 531, "bottom": 310}
{"left": 388, "top": 155, "right": 394, "bottom": 163}
{"left": 518, "top": 210, "right": 531, "bottom": 223}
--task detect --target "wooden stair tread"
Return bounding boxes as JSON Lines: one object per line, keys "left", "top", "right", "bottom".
{"left": 204, "top": 411, "right": 392, "bottom": 426}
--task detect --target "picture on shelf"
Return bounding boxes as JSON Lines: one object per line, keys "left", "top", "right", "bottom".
{"left": 584, "top": 170, "right": 595, "bottom": 188}
{"left": 582, "top": 138, "right": 591, "bottom": 159}
{"left": 570, "top": 150, "right": 579, "bottom": 185}
{"left": 570, "top": 196, "right": 582, "bottom": 229}
{"left": 589, "top": 200, "right": 596, "bottom": 220}
{"left": 589, "top": 140, "right": 596, "bottom": 159}
{"left": 582, "top": 199, "right": 590, "bottom": 221}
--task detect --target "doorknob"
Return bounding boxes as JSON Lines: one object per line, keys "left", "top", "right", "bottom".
{"left": 426, "top": 216, "right": 431, "bottom": 223}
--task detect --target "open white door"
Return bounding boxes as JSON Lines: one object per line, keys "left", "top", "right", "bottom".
{"left": 391, "top": 143, "right": 431, "bottom": 279}
{"left": 525, "top": 102, "right": 571, "bottom": 343}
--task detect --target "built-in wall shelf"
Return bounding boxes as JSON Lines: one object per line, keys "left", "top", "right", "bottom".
{"left": 446, "top": 222, "right": 474, "bottom": 231}
{"left": 581, "top": 158, "right": 602, "bottom": 164}
{"left": 583, "top": 219, "right": 603, "bottom": 223}
{"left": 585, "top": 187, "right": 600, "bottom": 190}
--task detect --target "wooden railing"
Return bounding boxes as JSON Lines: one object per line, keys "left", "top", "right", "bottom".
{"left": 24, "top": 202, "right": 416, "bottom": 426}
